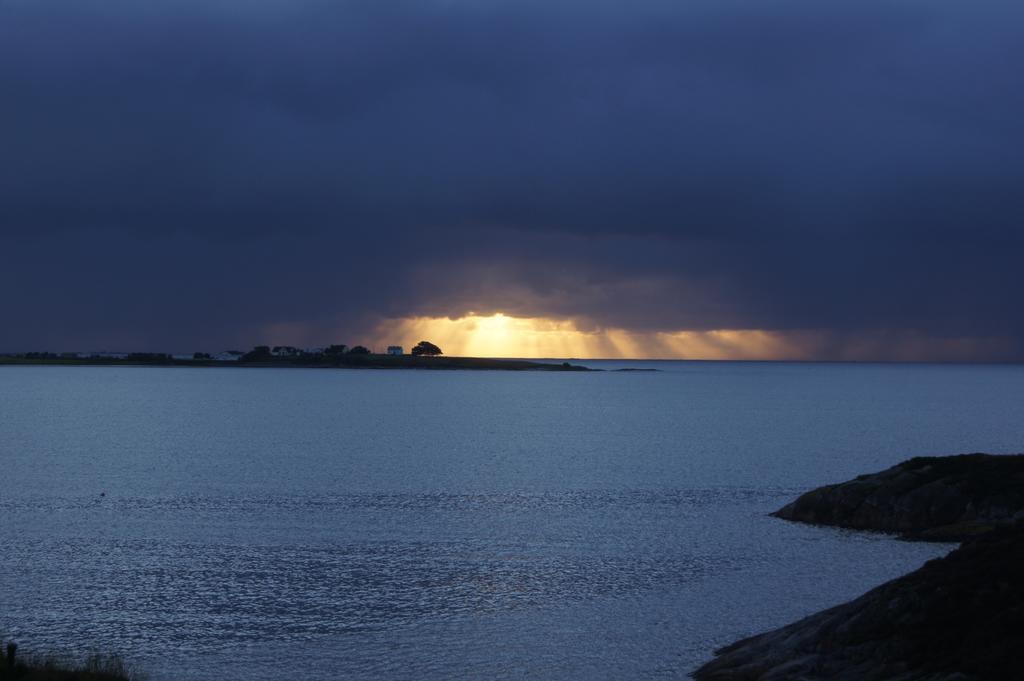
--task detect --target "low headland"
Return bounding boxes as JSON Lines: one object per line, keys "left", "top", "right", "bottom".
{"left": 693, "top": 453, "right": 1024, "bottom": 681}
{"left": 773, "top": 453, "right": 1024, "bottom": 542}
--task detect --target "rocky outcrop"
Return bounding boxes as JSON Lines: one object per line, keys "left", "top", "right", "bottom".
{"left": 692, "top": 524, "right": 1024, "bottom": 681}
{"left": 772, "top": 454, "right": 1024, "bottom": 541}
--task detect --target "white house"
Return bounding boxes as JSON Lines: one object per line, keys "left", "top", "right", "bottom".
{"left": 272, "top": 346, "right": 299, "bottom": 357}
{"left": 387, "top": 346, "right": 404, "bottom": 356}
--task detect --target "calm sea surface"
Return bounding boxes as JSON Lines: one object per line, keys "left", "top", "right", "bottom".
{"left": 3, "top": 361, "right": 1024, "bottom": 679}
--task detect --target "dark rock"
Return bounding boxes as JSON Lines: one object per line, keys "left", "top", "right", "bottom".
{"left": 772, "top": 454, "right": 1024, "bottom": 541}
{"left": 692, "top": 524, "right": 1024, "bottom": 681}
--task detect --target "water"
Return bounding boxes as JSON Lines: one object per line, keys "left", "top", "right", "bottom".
{"left": 2, "top": 361, "right": 1023, "bottom": 679}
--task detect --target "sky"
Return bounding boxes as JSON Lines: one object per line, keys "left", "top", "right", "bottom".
{"left": 2, "top": 0, "right": 1023, "bottom": 360}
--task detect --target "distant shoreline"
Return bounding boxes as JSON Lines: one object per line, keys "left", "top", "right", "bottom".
{"left": 0, "top": 355, "right": 593, "bottom": 371}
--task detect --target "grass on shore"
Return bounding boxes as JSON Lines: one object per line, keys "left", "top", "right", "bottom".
{"left": 0, "top": 645, "right": 142, "bottom": 681}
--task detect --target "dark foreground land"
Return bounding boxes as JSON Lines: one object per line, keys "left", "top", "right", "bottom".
{"left": 0, "top": 355, "right": 592, "bottom": 371}
{"left": 693, "top": 523, "right": 1024, "bottom": 681}
{"left": 694, "top": 453, "right": 1024, "bottom": 681}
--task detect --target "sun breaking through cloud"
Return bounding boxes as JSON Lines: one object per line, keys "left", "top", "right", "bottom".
{"left": 372, "top": 314, "right": 1018, "bottom": 362}
{"left": 372, "top": 313, "right": 814, "bottom": 359}
{"left": 372, "top": 315, "right": 811, "bottom": 360}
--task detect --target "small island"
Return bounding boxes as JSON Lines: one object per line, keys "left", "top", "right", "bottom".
{"left": 694, "top": 453, "right": 1024, "bottom": 681}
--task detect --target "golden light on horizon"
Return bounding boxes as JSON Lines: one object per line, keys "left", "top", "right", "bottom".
{"left": 372, "top": 313, "right": 816, "bottom": 360}
{"left": 375, "top": 313, "right": 604, "bottom": 358}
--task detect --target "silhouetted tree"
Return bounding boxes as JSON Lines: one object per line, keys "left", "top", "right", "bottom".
{"left": 411, "top": 340, "right": 443, "bottom": 356}
{"left": 242, "top": 345, "right": 272, "bottom": 361}
{"left": 348, "top": 345, "right": 371, "bottom": 355}
{"left": 324, "top": 344, "right": 348, "bottom": 356}
{"left": 193, "top": 352, "right": 211, "bottom": 360}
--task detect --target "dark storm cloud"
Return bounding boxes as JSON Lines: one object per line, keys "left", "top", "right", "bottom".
{"left": 2, "top": 0, "right": 1023, "bottom": 357}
